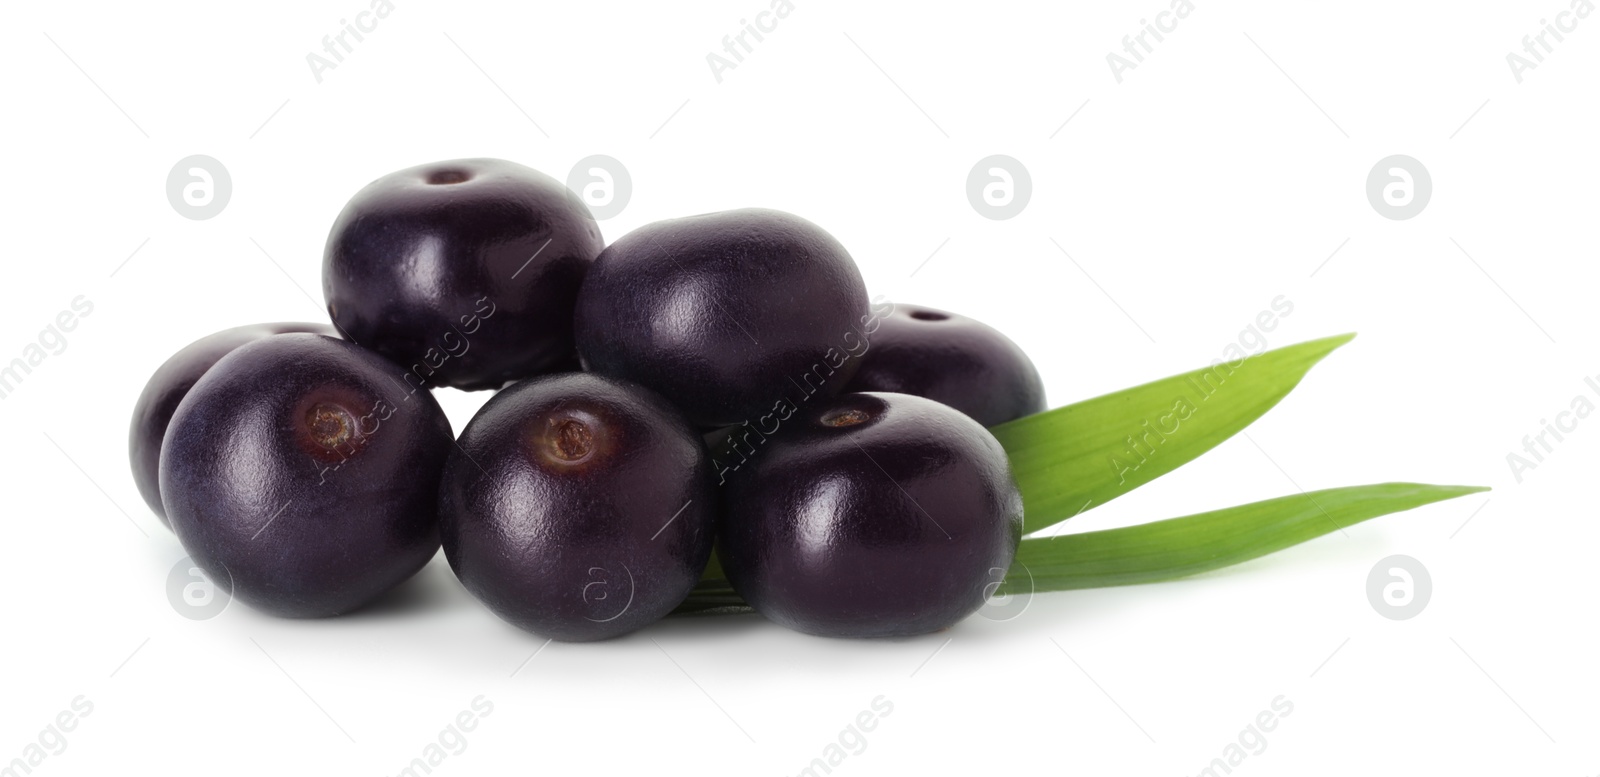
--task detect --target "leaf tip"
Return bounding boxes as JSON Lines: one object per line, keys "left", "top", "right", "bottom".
{"left": 1414, "top": 483, "right": 1492, "bottom": 502}
{"left": 1324, "top": 331, "right": 1358, "bottom": 349}
{"left": 1286, "top": 332, "right": 1359, "bottom": 365}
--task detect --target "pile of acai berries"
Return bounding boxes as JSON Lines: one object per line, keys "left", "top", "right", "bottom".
{"left": 130, "top": 158, "right": 1048, "bottom": 641}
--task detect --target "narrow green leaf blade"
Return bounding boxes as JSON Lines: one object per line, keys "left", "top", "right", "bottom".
{"left": 992, "top": 333, "right": 1356, "bottom": 534}
{"left": 1000, "top": 482, "right": 1487, "bottom": 595}
{"left": 673, "top": 482, "right": 1486, "bottom": 615}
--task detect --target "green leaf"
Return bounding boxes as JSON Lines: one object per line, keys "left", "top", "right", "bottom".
{"left": 672, "top": 582, "right": 745, "bottom": 615}
{"left": 991, "top": 333, "right": 1356, "bottom": 535}
{"left": 673, "top": 482, "right": 1486, "bottom": 615}
{"left": 998, "top": 482, "right": 1487, "bottom": 595}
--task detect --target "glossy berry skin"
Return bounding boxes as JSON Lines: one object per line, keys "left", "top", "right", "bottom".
{"left": 439, "top": 373, "right": 716, "bottom": 641}
{"left": 846, "top": 305, "right": 1045, "bottom": 428}
{"left": 574, "top": 208, "right": 870, "bottom": 428}
{"left": 323, "top": 158, "right": 604, "bottom": 391}
{"left": 719, "top": 392, "right": 1023, "bottom": 638}
{"left": 161, "top": 334, "right": 453, "bottom": 617}
{"left": 129, "top": 322, "right": 336, "bottom": 526}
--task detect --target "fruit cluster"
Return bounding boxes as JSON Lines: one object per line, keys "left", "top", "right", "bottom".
{"left": 131, "top": 159, "right": 1047, "bottom": 640}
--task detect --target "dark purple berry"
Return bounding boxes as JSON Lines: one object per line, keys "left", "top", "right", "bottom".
{"left": 573, "top": 208, "right": 870, "bottom": 428}
{"left": 439, "top": 373, "right": 716, "bottom": 641}
{"left": 129, "top": 322, "right": 336, "bottom": 526}
{"left": 323, "top": 158, "right": 604, "bottom": 391}
{"left": 160, "top": 334, "right": 452, "bottom": 617}
{"left": 846, "top": 304, "right": 1045, "bottom": 427}
{"left": 718, "top": 392, "right": 1023, "bottom": 637}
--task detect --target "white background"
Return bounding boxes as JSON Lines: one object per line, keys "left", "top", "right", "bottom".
{"left": 2, "top": 1, "right": 1597, "bottom": 774}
